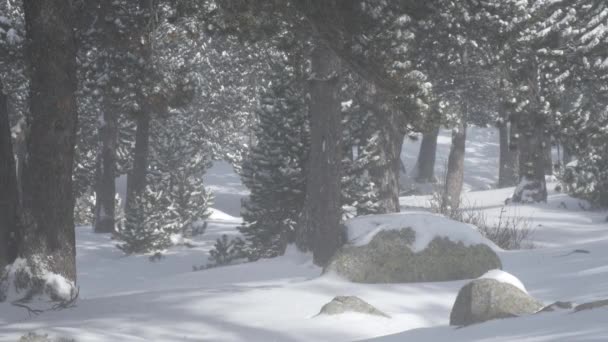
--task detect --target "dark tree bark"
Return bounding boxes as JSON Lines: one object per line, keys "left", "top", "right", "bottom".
{"left": 543, "top": 134, "right": 553, "bottom": 175}
{"left": 512, "top": 113, "right": 547, "bottom": 203}
{"left": 415, "top": 127, "right": 439, "bottom": 183}
{"left": 0, "top": 80, "right": 20, "bottom": 267}
{"left": 498, "top": 106, "right": 519, "bottom": 188}
{"left": 125, "top": 0, "right": 155, "bottom": 227}
{"left": 94, "top": 101, "right": 118, "bottom": 233}
{"left": 443, "top": 124, "right": 467, "bottom": 211}
{"left": 125, "top": 111, "right": 150, "bottom": 219}
{"left": 369, "top": 106, "right": 405, "bottom": 213}
{"left": 91, "top": 0, "right": 124, "bottom": 234}
{"left": 20, "top": 0, "right": 78, "bottom": 282}
{"left": 296, "top": 42, "right": 343, "bottom": 266}
{"left": 562, "top": 143, "right": 572, "bottom": 165}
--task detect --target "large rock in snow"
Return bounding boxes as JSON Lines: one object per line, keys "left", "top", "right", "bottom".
{"left": 318, "top": 296, "right": 390, "bottom": 318}
{"left": 324, "top": 212, "right": 502, "bottom": 283}
{"left": 450, "top": 270, "right": 544, "bottom": 326}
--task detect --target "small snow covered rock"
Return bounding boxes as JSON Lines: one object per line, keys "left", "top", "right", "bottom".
{"left": 324, "top": 213, "right": 502, "bottom": 283}
{"left": 479, "top": 269, "right": 528, "bottom": 293}
{"left": 318, "top": 296, "right": 389, "bottom": 318}
{"left": 450, "top": 277, "right": 544, "bottom": 326}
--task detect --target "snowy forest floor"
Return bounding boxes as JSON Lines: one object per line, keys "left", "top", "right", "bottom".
{"left": 1, "top": 128, "right": 608, "bottom": 341}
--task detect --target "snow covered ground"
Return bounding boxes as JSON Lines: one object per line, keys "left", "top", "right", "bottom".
{"left": 2, "top": 128, "right": 608, "bottom": 341}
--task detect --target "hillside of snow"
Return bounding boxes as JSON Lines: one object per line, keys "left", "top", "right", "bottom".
{"left": 1, "top": 128, "right": 607, "bottom": 342}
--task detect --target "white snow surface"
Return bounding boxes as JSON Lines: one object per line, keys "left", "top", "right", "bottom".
{"left": 478, "top": 269, "right": 528, "bottom": 294}
{"left": 2, "top": 128, "right": 608, "bottom": 341}
{"left": 347, "top": 212, "right": 500, "bottom": 252}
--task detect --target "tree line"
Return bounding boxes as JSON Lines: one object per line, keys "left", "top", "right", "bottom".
{"left": 1, "top": 0, "right": 607, "bottom": 300}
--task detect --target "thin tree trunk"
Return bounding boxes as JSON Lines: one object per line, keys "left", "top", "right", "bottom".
{"left": 498, "top": 113, "right": 518, "bottom": 188}
{"left": 296, "top": 42, "right": 342, "bottom": 266}
{"left": 94, "top": 102, "right": 117, "bottom": 233}
{"left": 415, "top": 127, "right": 439, "bottom": 183}
{"left": 0, "top": 80, "right": 20, "bottom": 268}
{"left": 20, "top": 0, "right": 78, "bottom": 283}
{"left": 443, "top": 123, "right": 467, "bottom": 211}
{"left": 543, "top": 134, "right": 553, "bottom": 175}
{"left": 512, "top": 113, "right": 547, "bottom": 203}
{"left": 14, "top": 120, "right": 26, "bottom": 203}
{"left": 562, "top": 143, "right": 572, "bottom": 165}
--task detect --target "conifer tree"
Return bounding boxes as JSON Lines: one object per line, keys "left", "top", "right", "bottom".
{"left": 239, "top": 74, "right": 309, "bottom": 260}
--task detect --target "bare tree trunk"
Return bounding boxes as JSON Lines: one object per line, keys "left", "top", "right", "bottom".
{"left": 369, "top": 106, "right": 405, "bottom": 213}
{"left": 543, "top": 134, "right": 553, "bottom": 175}
{"left": 94, "top": 102, "right": 117, "bottom": 233}
{"left": 125, "top": 0, "right": 154, "bottom": 227}
{"left": 562, "top": 143, "right": 572, "bottom": 165}
{"left": 125, "top": 111, "right": 150, "bottom": 220}
{"left": 443, "top": 123, "right": 466, "bottom": 211}
{"left": 415, "top": 126, "right": 439, "bottom": 183}
{"left": 20, "top": 0, "right": 78, "bottom": 283}
{"left": 498, "top": 110, "right": 518, "bottom": 188}
{"left": 296, "top": 42, "right": 343, "bottom": 266}
{"left": 512, "top": 113, "right": 547, "bottom": 203}
{"left": 14, "top": 120, "right": 26, "bottom": 203}
{"left": 0, "top": 80, "right": 20, "bottom": 268}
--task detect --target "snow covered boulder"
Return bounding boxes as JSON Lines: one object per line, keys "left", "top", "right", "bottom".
{"left": 318, "top": 296, "right": 390, "bottom": 318}
{"left": 450, "top": 270, "right": 544, "bottom": 326}
{"left": 324, "top": 213, "right": 502, "bottom": 283}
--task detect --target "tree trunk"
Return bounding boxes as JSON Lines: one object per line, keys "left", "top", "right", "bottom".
{"left": 543, "top": 134, "right": 553, "bottom": 175}
{"left": 415, "top": 127, "right": 439, "bottom": 183}
{"left": 498, "top": 116, "right": 518, "bottom": 188}
{"left": 562, "top": 143, "right": 572, "bottom": 165}
{"left": 443, "top": 123, "right": 466, "bottom": 211}
{"left": 125, "top": 111, "right": 150, "bottom": 221}
{"left": 512, "top": 113, "right": 547, "bottom": 203}
{"left": 14, "top": 120, "right": 27, "bottom": 203}
{"left": 20, "top": 0, "right": 78, "bottom": 283}
{"left": 369, "top": 107, "right": 405, "bottom": 213}
{"left": 125, "top": 0, "right": 154, "bottom": 227}
{"left": 94, "top": 102, "right": 118, "bottom": 233}
{"left": 296, "top": 42, "right": 343, "bottom": 266}
{"left": 0, "top": 80, "right": 20, "bottom": 268}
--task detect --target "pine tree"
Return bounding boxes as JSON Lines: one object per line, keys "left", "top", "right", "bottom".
{"left": 148, "top": 113, "right": 213, "bottom": 237}
{"left": 115, "top": 112, "right": 213, "bottom": 253}
{"left": 534, "top": 0, "right": 608, "bottom": 206}
{"left": 341, "top": 92, "right": 383, "bottom": 217}
{"left": 239, "top": 75, "right": 309, "bottom": 260}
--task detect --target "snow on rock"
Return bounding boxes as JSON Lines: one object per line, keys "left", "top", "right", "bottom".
{"left": 479, "top": 269, "right": 528, "bottom": 294}
{"left": 347, "top": 211, "right": 500, "bottom": 252}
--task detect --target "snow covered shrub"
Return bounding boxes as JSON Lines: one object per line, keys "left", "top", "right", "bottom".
{"left": 560, "top": 160, "right": 608, "bottom": 208}
{"left": 206, "top": 235, "right": 247, "bottom": 268}
{"left": 238, "top": 76, "right": 309, "bottom": 260}
{"left": 115, "top": 188, "right": 173, "bottom": 254}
